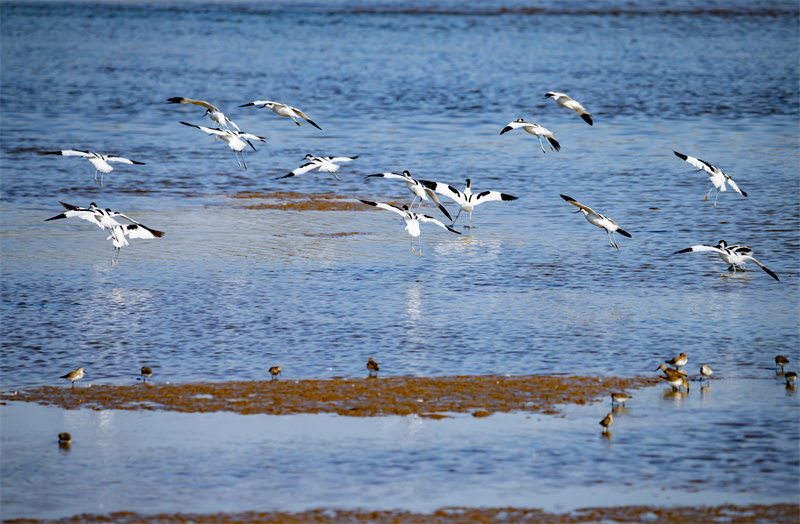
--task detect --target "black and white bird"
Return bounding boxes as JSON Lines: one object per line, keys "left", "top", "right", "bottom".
{"left": 672, "top": 240, "right": 779, "bottom": 281}
{"left": 673, "top": 151, "right": 747, "bottom": 207}
{"left": 500, "top": 119, "right": 561, "bottom": 154}
{"left": 420, "top": 179, "right": 518, "bottom": 229}
{"left": 239, "top": 100, "right": 321, "bottom": 130}
{"left": 279, "top": 154, "right": 357, "bottom": 181}
{"left": 365, "top": 171, "right": 451, "bottom": 221}
{"left": 560, "top": 195, "right": 631, "bottom": 250}
{"left": 46, "top": 202, "right": 164, "bottom": 266}
{"left": 167, "top": 97, "right": 240, "bottom": 131}
{"left": 180, "top": 122, "right": 265, "bottom": 170}
{"left": 544, "top": 92, "right": 593, "bottom": 125}
{"left": 40, "top": 150, "right": 145, "bottom": 188}
{"left": 360, "top": 200, "right": 460, "bottom": 256}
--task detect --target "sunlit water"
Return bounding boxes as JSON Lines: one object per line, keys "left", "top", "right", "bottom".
{"left": 1, "top": 0, "right": 799, "bottom": 519}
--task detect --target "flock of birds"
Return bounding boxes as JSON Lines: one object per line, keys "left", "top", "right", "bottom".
{"left": 598, "top": 353, "right": 796, "bottom": 435}
{"left": 38, "top": 91, "right": 781, "bottom": 272}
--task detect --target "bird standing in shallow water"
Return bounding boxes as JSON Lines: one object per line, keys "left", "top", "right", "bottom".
{"left": 60, "top": 367, "right": 85, "bottom": 388}
{"left": 666, "top": 352, "right": 688, "bottom": 371}
{"left": 700, "top": 365, "right": 713, "bottom": 383}
{"left": 360, "top": 200, "right": 460, "bottom": 256}
{"left": 140, "top": 366, "right": 152, "bottom": 382}
{"left": 600, "top": 413, "right": 613, "bottom": 433}
{"left": 673, "top": 240, "right": 779, "bottom": 281}
{"left": 367, "top": 358, "right": 380, "bottom": 377}
{"left": 544, "top": 92, "right": 594, "bottom": 125}
{"left": 611, "top": 393, "right": 631, "bottom": 406}
{"left": 785, "top": 372, "right": 797, "bottom": 386}
{"left": 269, "top": 366, "right": 282, "bottom": 380}
{"left": 776, "top": 356, "right": 789, "bottom": 371}
{"left": 420, "top": 178, "right": 518, "bottom": 229}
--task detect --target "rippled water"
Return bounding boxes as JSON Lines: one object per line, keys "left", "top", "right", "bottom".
{"left": 1, "top": 0, "right": 799, "bottom": 519}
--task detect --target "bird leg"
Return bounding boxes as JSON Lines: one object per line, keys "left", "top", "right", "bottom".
{"left": 538, "top": 137, "right": 546, "bottom": 154}
{"left": 450, "top": 208, "right": 462, "bottom": 228}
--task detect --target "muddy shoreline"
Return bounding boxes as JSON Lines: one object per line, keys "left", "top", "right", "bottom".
{"left": 0, "top": 375, "right": 656, "bottom": 416}
{"left": 5, "top": 504, "right": 798, "bottom": 523}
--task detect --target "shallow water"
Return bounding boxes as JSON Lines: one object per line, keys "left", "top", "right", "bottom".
{"left": 1, "top": 0, "right": 799, "bottom": 518}
{"left": 2, "top": 377, "right": 798, "bottom": 520}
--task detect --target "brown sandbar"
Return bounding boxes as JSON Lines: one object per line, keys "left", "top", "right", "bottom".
{"left": 1, "top": 375, "right": 656, "bottom": 416}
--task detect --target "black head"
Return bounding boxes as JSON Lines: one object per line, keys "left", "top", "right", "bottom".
{"left": 465, "top": 179, "right": 471, "bottom": 188}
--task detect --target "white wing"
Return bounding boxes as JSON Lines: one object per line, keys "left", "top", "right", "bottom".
{"left": 560, "top": 194, "right": 596, "bottom": 215}
{"left": 725, "top": 176, "right": 747, "bottom": 197}
{"left": 673, "top": 151, "right": 719, "bottom": 175}
{"left": 499, "top": 121, "right": 530, "bottom": 135}
{"left": 474, "top": 190, "right": 518, "bottom": 206}
{"left": 366, "top": 172, "right": 406, "bottom": 181}
{"left": 289, "top": 106, "right": 322, "bottom": 130}
{"left": 122, "top": 223, "right": 164, "bottom": 240}
{"left": 673, "top": 245, "right": 725, "bottom": 255}
{"left": 167, "top": 97, "right": 219, "bottom": 111}
{"left": 418, "top": 215, "right": 460, "bottom": 234}
{"left": 57, "top": 150, "right": 95, "bottom": 158}
{"left": 180, "top": 121, "right": 225, "bottom": 137}
{"left": 360, "top": 200, "right": 407, "bottom": 218}
{"left": 420, "top": 180, "right": 467, "bottom": 206}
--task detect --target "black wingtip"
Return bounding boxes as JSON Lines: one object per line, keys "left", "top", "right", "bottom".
{"left": 673, "top": 248, "right": 692, "bottom": 255}
{"left": 132, "top": 160, "right": 146, "bottom": 165}
{"left": 673, "top": 150, "right": 687, "bottom": 160}
{"left": 581, "top": 114, "right": 593, "bottom": 126}
{"left": 501, "top": 194, "right": 519, "bottom": 201}
{"left": 360, "top": 200, "right": 378, "bottom": 207}
{"left": 741, "top": 190, "right": 748, "bottom": 197}
{"left": 617, "top": 228, "right": 632, "bottom": 238}
{"left": 499, "top": 126, "right": 513, "bottom": 135}
{"left": 239, "top": 102, "right": 255, "bottom": 107}
{"left": 309, "top": 120, "right": 322, "bottom": 131}
{"left": 166, "top": 97, "right": 183, "bottom": 104}
{"left": 179, "top": 121, "right": 195, "bottom": 127}
{"left": 446, "top": 225, "right": 462, "bottom": 234}
{"left": 438, "top": 205, "right": 452, "bottom": 222}
{"left": 548, "top": 137, "right": 561, "bottom": 152}
{"left": 560, "top": 194, "right": 574, "bottom": 202}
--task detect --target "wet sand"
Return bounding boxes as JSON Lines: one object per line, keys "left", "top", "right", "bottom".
{"left": 0, "top": 374, "right": 655, "bottom": 416}
{"left": 5, "top": 504, "right": 798, "bottom": 523}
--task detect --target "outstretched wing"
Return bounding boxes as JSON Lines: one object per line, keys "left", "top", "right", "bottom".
{"left": 672, "top": 245, "right": 724, "bottom": 255}
{"left": 474, "top": 190, "right": 518, "bottom": 206}
{"left": 366, "top": 172, "right": 406, "bottom": 181}
{"left": 239, "top": 100, "right": 274, "bottom": 108}
{"left": 122, "top": 223, "right": 165, "bottom": 240}
{"left": 167, "top": 97, "right": 219, "bottom": 112}
{"left": 360, "top": 200, "right": 407, "bottom": 218}
{"left": 280, "top": 161, "right": 320, "bottom": 178}
{"left": 290, "top": 106, "right": 322, "bottom": 130}
{"left": 673, "top": 151, "right": 718, "bottom": 175}
{"left": 418, "top": 215, "right": 461, "bottom": 234}
{"left": 725, "top": 176, "right": 747, "bottom": 197}
{"left": 499, "top": 121, "right": 529, "bottom": 135}
{"left": 560, "top": 194, "right": 596, "bottom": 215}
{"left": 106, "top": 156, "right": 145, "bottom": 165}
{"left": 420, "top": 180, "right": 467, "bottom": 206}
{"left": 42, "top": 150, "right": 94, "bottom": 158}
{"left": 747, "top": 257, "right": 779, "bottom": 281}
{"left": 180, "top": 121, "right": 224, "bottom": 137}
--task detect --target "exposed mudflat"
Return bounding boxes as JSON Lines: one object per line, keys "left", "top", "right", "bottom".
{"left": 5, "top": 504, "right": 798, "bottom": 523}
{"left": 0, "top": 375, "right": 656, "bottom": 416}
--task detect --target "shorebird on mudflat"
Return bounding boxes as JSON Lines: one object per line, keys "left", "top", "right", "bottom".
{"left": 167, "top": 97, "right": 240, "bottom": 131}
{"left": 40, "top": 150, "right": 145, "bottom": 188}
{"left": 420, "top": 178, "right": 518, "bottom": 229}
{"left": 367, "top": 358, "right": 380, "bottom": 377}
{"left": 180, "top": 122, "right": 265, "bottom": 170}
{"left": 500, "top": 119, "right": 561, "bottom": 153}
{"left": 776, "top": 356, "right": 789, "bottom": 371}
{"left": 239, "top": 100, "right": 321, "bottom": 130}
{"left": 365, "top": 171, "right": 451, "bottom": 221}
{"left": 673, "top": 151, "right": 747, "bottom": 207}
{"left": 360, "top": 200, "right": 460, "bottom": 256}
{"left": 60, "top": 367, "right": 85, "bottom": 388}
{"left": 140, "top": 366, "right": 153, "bottom": 382}
{"left": 544, "top": 92, "right": 593, "bottom": 125}
{"left": 700, "top": 365, "right": 713, "bottom": 383}
{"left": 269, "top": 366, "right": 282, "bottom": 380}
{"left": 672, "top": 240, "right": 779, "bottom": 281}
{"left": 661, "top": 374, "right": 690, "bottom": 392}
{"left": 560, "top": 195, "right": 631, "bottom": 250}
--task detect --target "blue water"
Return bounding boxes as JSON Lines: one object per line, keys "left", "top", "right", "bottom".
{"left": 1, "top": 0, "right": 799, "bottom": 519}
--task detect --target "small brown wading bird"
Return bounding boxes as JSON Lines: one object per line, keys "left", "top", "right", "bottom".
{"left": 600, "top": 413, "right": 613, "bottom": 433}
{"left": 655, "top": 364, "right": 687, "bottom": 378}
{"left": 610, "top": 393, "right": 631, "bottom": 406}
{"left": 60, "top": 367, "right": 85, "bottom": 388}
{"left": 785, "top": 372, "right": 797, "bottom": 387}
{"left": 269, "top": 366, "right": 281, "bottom": 380}
{"left": 141, "top": 366, "right": 152, "bottom": 382}
{"left": 776, "top": 356, "right": 789, "bottom": 372}
{"left": 700, "top": 365, "right": 713, "bottom": 383}
{"left": 666, "top": 352, "right": 688, "bottom": 370}
{"left": 58, "top": 432, "right": 72, "bottom": 443}
{"left": 662, "top": 375, "right": 690, "bottom": 392}
{"left": 367, "top": 358, "right": 379, "bottom": 377}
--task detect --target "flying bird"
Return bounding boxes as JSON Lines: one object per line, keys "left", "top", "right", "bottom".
{"left": 560, "top": 195, "right": 631, "bottom": 250}
{"left": 167, "top": 97, "right": 240, "bottom": 131}
{"left": 544, "top": 92, "right": 593, "bottom": 125}
{"left": 500, "top": 119, "right": 561, "bottom": 154}
{"left": 40, "top": 150, "right": 145, "bottom": 188}
{"left": 180, "top": 122, "right": 265, "bottom": 170}
{"left": 279, "top": 154, "right": 357, "bottom": 181}
{"left": 673, "top": 151, "right": 747, "bottom": 207}
{"left": 239, "top": 100, "right": 321, "bottom": 130}
{"left": 672, "top": 240, "right": 779, "bottom": 281}
{"left": 420, "top": 178, "right": 518, "bottom": 229}
{"left": 360, "top": 200, "right": 460, "bottom": 256}
{"left": 365, "top": 170, "right": 451, "bottom": 221}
